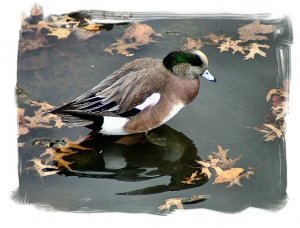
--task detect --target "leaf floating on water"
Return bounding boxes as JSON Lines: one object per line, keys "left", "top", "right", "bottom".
{"left": 238, "top": 20, "right": 276, "bottom": 41}
{"left": 191, "top": 145, "right": 255, "bottom": 188}
{"left": 27, "top": 158, "right": 59, "bottom": 177}
{"left": 181, "top": 171, "right": 201, "bottom": 185}
{"left": 47, "top": 27, "right": 71, "bottom": 39}
{"left": 159, "top": 194, "right": 209, "bottom": 212}
{"left": 105, "top": 39, "right": 139, "bottom": 56}
{"left": 243, "top": 43, "right": 270, "bottom": 60}
{"left": 212, "top": 145, "right": 242, "bottom": 169}
{"left": 158, "top": 198, "right": 184, "bottom": 212}
{"left": 213, "top": 167, "right": 244, "bottom": 184}
{"left": 183, "top": 37, "right": 204, "bottom": 49}
{"left": 253, "top": 80, "right": 289, "bottom": 141}
{"left": 204, "top": 33, "right": 226, "bottom": 44}
{"left": 105, "top": 23, "right": 161, "bottom": 56}
{"left": 123, "top": 22, "right": 162, "bottom": 44}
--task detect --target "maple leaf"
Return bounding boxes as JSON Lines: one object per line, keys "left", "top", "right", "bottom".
{"left": 47, "top": 27, "right": 71, "bottom": 39}
{"left": 238, "top": 20, "right": 276, "bottom": 41}
{"left": 212, "top": 145, "right": 242, "bottom": 169}
{"left": 205, "top": 33, "right": 226, "bottom": 44}
{"left": 105, "top": 39, "right": 139, "bottom": 56}
{"left": 244, "top": 43, "right": 270, "bottom": 60}
{"left": 183, "top": 37, "right": 204, "bottom": 49}
{"left": 27, "top": 158, "right": 59, "bottom": 177}
{"left": 123, "top": 23, "right": 162, "bottom": 44}
{"left": 182, "top": 171, "right": 201, "bottom": 185}
{"left": 158, "top": 198, "right": 184, "bottom": 212}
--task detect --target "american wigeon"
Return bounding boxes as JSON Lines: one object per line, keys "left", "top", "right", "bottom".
{"left": 51, "top": 48, "right": 216, "bottom": 135}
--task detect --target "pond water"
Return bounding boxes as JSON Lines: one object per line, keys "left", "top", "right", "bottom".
{"left": 15, "top": 12, "right": 291, "bottom": 214}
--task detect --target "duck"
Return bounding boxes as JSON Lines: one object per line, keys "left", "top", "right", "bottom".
{"left": 51, "top": 48, "right": 216, "bottom": 135}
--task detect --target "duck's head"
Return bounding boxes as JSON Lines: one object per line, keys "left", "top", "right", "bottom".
{"left": 163, "top": 48, "right": 216, "bottom": 82}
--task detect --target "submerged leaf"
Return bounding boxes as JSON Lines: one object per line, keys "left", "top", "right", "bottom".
{"left": 238, "top": 20, "right": 276, "bottom": 41}
{"left": 183, "top": 37, "right": 204, "bottom": 49}
{"left": 158, "top": 198, "right": 184, "bottom": 212}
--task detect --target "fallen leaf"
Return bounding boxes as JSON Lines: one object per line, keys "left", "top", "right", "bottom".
{"left": 238, "top": 20, "right": 276, "bottom": 41}
{"left": 212, "top": 145, "right": 242, "bottom": 169}
{"left": 73, "top": 28, "right": 101, "bottom": 40}
{"left": 182, "top": 194, "right": 210, "bottom": 204}
{"left": 244, "top": 43, "right": 270, "bottom": 60}
{"left": 27, "top": 158, "right": 59, "bottom": 177}
{"left": 227, "top": 168, "right": 256, "bottom": 188}
{"left": 83, "top": 23, "right": 103, "bottom": 31}
{"left": 205, "top": 33, "right": 226, "bottom": 44}
{"left": 40, "top": 148, "right": 75, "bottom": 170}
{"left": 47, "top": 27, "right": 71, "bottom": 39}
{"left": 213, "top": 168, "right": 244, "bottom": 184}
{"left": 218, "top": 38, "right": 246, "bottom": 54}
{"left": 105, "top": 39, "right": 139, "bottom": 56}
{"left": 123, "top": 23, "right": 162, "bottom": 44}
{"left": 200, "top": 167, "right": 212, "bottom": 178}
{"left": 182, "top": 171, "right": 201, "bottom": 185}
{"left": 183, "top": 37, "right": 204, "bottom": 49}
{"left": 263, "top": 124, "right": 283, "bottom": 138}
{"left": 158, "top": 198, "right": 184, "bottom": 212}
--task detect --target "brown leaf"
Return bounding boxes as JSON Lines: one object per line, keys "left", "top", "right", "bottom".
{"left": 27, "top": 158, "right": 59, "bottom": 177}
{"left": 123, "top": 23, "right": 161, "bottom": 44}
{"left": 238, "top": 20, "right": 276, "bottom": 41}
{"left": 83, "top": 23, "right": 103, "bottom": 31}
{"left": 182, "top": 171, "right": 201, "bottom": 185}
{"left": 158, "top": 198, "right": 184, "bottom": 212}
{"left": 73, "top": 28, "right": 101, "bottom": 40}
{"left": 212, "top": 145, "right": 242, "bottom": 169}
{"left": 205, "top": 33, "right": 226, "bottom": 44}
{"left": 218, "top": 38, "right": 246, "bottom": 54}
{"left": 227, "top": 168, "right": 255, "bottom": 188}
{"left": 47, "top": 27, "right": 71, "bottom": 39}
{"left": 40, "top": 148, "right": 75, "bottom": 170}
{"left": 263, "top": 124, "right": 283, "bottom": 138}
{"left": 244, "top": 43, "right": 270, "bottom": 60}
{"left": 183, "top": 37, "right": 204, "bottom": 49}
{"left": 213, "top": 168, "right": 244, "bottom": 184}
{"left": 182, "top": 194, "right": 210, "bottom": 204}
{"left": 105, "top": 39, "right": 139, "bottom": 56}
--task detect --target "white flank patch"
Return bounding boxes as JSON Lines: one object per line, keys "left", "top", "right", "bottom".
{"left": 100, "top": 116, "right": 129, "bottom": 135}
{"left": 161, "top": 103, "right": 185, "bottom": 124}
{"left": 135, "top": 93, "right": 161, "bottom": 110}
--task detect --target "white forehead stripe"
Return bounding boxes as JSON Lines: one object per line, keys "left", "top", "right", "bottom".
{"left": 193, "top": 50, "right": 208, "bottom": 65}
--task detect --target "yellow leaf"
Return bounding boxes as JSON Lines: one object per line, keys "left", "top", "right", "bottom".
{"left": 83, "top": 23, "right": 103, "bottom": 31}
{"left": 263, "top": 124, "right": 283, "bottom": 138}
{"left": 27, "top": 158, "right": 59, "bottom": 177}
{"left": 182, "top": 171, "right": 201, "bottom": 185}
{"left": 244, "top": 43, "right": 270, "bottom": 60}
{"left": 47, "top": 27, "right": 71, "bottom": 39}
{"left": 158, "top": 198, "right": 184, "bottom": 212}
{"left": 213, "top": 168, "right": 244, "bottom": 184}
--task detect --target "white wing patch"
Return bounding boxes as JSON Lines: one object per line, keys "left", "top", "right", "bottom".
{"left": 161, "top": 103, "right": 185, "bottom": 124}
{"left": 100, "top": 116, "right": 129, "bottom": 135}
{"left": 135, "top": 93, "right": 161, "bottom": 110}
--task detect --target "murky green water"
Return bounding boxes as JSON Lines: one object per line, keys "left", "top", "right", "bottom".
{"left": 16, "top": 14, "right": 291, "bottom": 213}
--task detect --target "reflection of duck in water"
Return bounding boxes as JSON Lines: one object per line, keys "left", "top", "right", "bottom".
{"left": 60, "top": 125, "right": 208, "bottom": 195}
{"left": 52, "top": 48, "right": 216, "bottom": 136}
